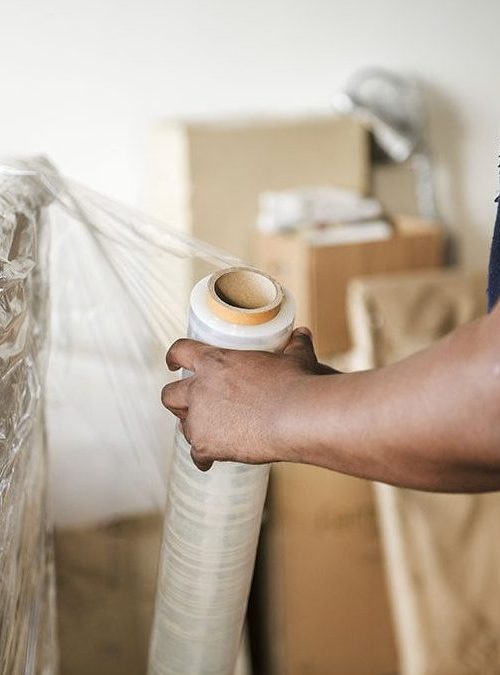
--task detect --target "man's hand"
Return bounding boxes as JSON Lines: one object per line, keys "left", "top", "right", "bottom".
{"left": 161, "top": 328, "right": 336, "bottom": 471}
{"left": 161, "top": 302, "right": 500, "bottom": 491}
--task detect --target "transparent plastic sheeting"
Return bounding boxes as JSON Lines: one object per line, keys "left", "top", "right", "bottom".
{"left": 0, "top": 158, "right": 290, "bottom": 674}
{"left": 149, "top": 276, "right": 294, "bottom": 675}
{"left": 0, "top": 165, "right": 57, "bottom": 674}
{"left": 40, "top": 161, "right": 237, "bottom": 528}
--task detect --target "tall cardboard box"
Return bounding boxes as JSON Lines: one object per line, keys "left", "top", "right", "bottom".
{"left": 260, "top": 464, "right": 398, "bottom": 675}
{"left": 147, "top": 116, "right": 369, "bottom": 263}
{"left": 257, "top": 215, "right": 443, "bottom": 355}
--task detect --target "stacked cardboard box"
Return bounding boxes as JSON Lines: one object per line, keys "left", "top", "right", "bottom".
{"left": 257, "top": 214, "right": 443, "bottom": 355}
{"left": 147, "top": 116, "right": 369, "bottom": 263}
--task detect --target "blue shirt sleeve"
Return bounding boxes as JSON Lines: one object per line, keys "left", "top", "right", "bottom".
{"left": 488, "top": 193, "right": 500, "bottom": 312}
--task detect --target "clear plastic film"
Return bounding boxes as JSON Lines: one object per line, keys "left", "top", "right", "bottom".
{"left": 149, "top": 271, "right": 294, "bottom": 675}
{"left": 0, "top": 157, "right": 290, "bottom": 674}
{"left": 0, "top": 163, "right": 57, "bottom": 674}
{"left": 40, "top": 165, "right": 237, "bottom": 528}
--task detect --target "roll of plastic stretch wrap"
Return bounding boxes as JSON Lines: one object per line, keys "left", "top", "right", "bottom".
{"left": 148, "top": 267, "right": 294, "bottom": 675}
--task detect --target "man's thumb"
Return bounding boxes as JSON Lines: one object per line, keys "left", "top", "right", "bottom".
{"left": 283, "top": 327, "right": 316, "bottom": 362}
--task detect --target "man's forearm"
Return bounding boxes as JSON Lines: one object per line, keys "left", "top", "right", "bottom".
{"left": 284, "top": 312, "right": 500, "bottom": 492}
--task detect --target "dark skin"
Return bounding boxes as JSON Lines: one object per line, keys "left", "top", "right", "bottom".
{"left": 162, "top": 301, "right": 500, "bottom": 493}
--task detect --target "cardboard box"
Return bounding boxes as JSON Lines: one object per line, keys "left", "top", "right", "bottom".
{"left": 257, "top": 215, "right": 443, "bottom": 355}
{"left": 147, "top": 116, "right": 369, "bottom": 263}
{"left": 259, "top": 464, "right": 398, "bottom": 675}
{"left": 372, "top": 162, "right": 420, "bottom": 217}
{"left": 55, "top": 516, "right": 162, "bottom": 675}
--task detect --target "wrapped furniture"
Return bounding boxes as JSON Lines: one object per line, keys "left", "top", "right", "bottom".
{"left": 0, "top": 166, "right": 57, "bottom": 674}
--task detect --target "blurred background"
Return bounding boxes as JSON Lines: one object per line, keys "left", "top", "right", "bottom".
{"left": 2, "top": 1, "right": 500, "bottom": 674}
{"left": 1, "top": 0, "right": 499, "bottom": 266}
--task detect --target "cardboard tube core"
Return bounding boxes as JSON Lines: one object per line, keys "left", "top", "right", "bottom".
{"left": 208, "top": 267, "right": 283, "bottom": 325}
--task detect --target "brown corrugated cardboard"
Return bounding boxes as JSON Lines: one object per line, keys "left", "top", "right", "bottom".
{"left": 55, "top": 516, "right": 162, "bottom": 675}
{"left": 260, "top": 463, "right": 398, "bottom": 675}
{"left": 257, "top": 215, "right": 443, "bottom": 355}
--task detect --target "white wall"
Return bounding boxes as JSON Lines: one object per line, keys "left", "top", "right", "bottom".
{"left": 3, "top": 0, "right": 498, "bottom": 525}
{"left": 1, "top": 0, "right": 499, "bottom": 267}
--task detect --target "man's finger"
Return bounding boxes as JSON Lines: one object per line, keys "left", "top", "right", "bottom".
{"left": 190, "top": 446, "right": 213, "bottom": 472}
{"left": 166, "top": 338, "right": 211, "bottom": 372}
{"left": 283, "top": 327, "right": 317, "bottom": 365}
{"left": 161, "top": 380, "right": 190, "bottom": 414}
